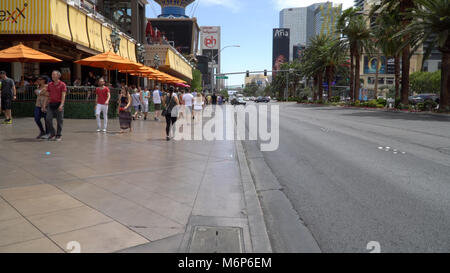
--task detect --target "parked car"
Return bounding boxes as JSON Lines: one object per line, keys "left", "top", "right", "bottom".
{"left": 255, "top": 96, "right": 269, "bottom": 103}
{"left": 231, "top": 97, "right": 247, "bottom": 105}
{"left": 409, "top": 93, "right": 439, "bottom": 105}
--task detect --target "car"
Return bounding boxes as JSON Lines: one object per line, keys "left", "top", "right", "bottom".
{"left": 231, "top": 97, "right": 247, "bottom": 105}
{"left": 409, "top": 93, "right": 439, "bottom": 105}
{"left": 255, "top": 96, "right": 269, "bottom": 103}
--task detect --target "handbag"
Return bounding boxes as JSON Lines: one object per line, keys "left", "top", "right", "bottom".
{"left": 162, "top": 95, "right": 173, "bottom": 116}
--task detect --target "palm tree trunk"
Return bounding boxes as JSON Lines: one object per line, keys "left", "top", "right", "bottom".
{"left": 350, "top": 45, "right": 355, "bottom": 101}
{"left": 440, "top": 42, "right": 450, "bottom": 112}
{"left": 318, "top": 73, "right": 324, "bottom": 101}
{"left": 355, "top": 48, "right": 361, "bottom": 101}
{"left": 313, "top": 76, "right": 318, "bottom": 101}
{"left": 399, "top": 0, "right": 414, "bottom": 105}
{"left": 395, "top": 54, "right": 400, "bottom": 100}
{"left": 374, "top": 53, "right": 381, "bottom": 99}
{"left": 327, "top": 67, "right": 333, "bottom": 100}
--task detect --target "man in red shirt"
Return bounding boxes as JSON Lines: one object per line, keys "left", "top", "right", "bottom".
{"left": 95, "top": 78, "right": 110, "bottom": 132}
{"left": 43, "top": 70, "right": 66, "bottom": 141}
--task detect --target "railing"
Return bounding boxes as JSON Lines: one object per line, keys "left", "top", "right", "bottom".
{"left": 15, "top": 86, "right": 122, "bottom": 102}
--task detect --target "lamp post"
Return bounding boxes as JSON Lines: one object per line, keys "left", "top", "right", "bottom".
{"left": 153, "top": 54, "right": 160, "bottom": 69}
{"left": 110, "top": 28, "right": 121, "bottom": 54}
{"left": 210, "top": 45, "right": 240, "bottom": 93}
{"left": 136, "top": 43, "right": 145, "bottom": 64}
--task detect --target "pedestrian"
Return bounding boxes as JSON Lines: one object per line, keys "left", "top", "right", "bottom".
{"left": 95, "top": 78, "right": 110, "bottom": 132}
{"left": 34, "top": 76, "right": 49, "bottom": 139}
{"left": 131, "top": 87, "right": 142, "bottom": 120}
{"left": 118, "top": 86, "right": 132, "bottom": 133}
{"left": 0, "top": 71, "right": 17, "bottom": 124}
{"left": 182, "top": 88, "right": 194, "bottom": 121}
{"left": 193, "top": 92, "right": 204, "bottom": 121}
{"left": 152, "top": 84, "right": 163, "bottom": 121}
{"left": 142, "top": 87, "right": 150, "bottom": 121}
{"left": 43, "top": 70, "right": 66, "bottom": 141}
{"left": 212, "top": 93, "right": 217, "bottom": 105}
{"left": 163, "top": 86, "right": 179, "bottom": 141}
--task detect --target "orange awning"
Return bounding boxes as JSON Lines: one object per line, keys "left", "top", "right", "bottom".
{"left": 75, "top": 51, "right": 141, "bottom": 71}
{"left": 0, "top": 43, "right": 62, "bottom": 63}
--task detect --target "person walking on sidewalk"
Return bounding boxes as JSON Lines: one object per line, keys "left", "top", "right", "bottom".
{"left": 163, "top": 86, "right": 179, "bottom": 141}
{"left": 152, "top": 85, "right": 163, "bottom": 121}
{"left": 182, "top": 89, "right": 194, "bottom": 121}
{"left": 142, "top": 87, "right": 150, "bottom": 121}
{"left": 131, "top": 87, "right": 142, "bottom": 120}
{"left": 34, "top": 76, "right": 49, "bottom": 139}
{"left": 0, "top": 71, "right": 17, "bottom": 124}
{"left": 43, "top": 71, "right": 66, "bottom": 141}
{"left": 95, "top": 78, "right": 110, "bottom": 132}
{"left": 193, "top": 92, "right": 204, "bottom": 121}
{"left": 118, "top": 86, "right": 132, "bottom": 133}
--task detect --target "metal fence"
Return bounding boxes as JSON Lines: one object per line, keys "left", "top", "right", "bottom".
{"left": 15, "top": 86, "right": 122, "bottom": 102}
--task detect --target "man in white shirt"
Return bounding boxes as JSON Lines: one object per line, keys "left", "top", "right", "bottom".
{"left": 152, "top": 85, "right": 163, "bottom": 121}
{"left": 182, "top": 89, "right": 194, "bottom": 121}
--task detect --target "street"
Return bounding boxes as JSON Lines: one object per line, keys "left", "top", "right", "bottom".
{"left": 244, "top": 103, "right": 450, "bottom": 253}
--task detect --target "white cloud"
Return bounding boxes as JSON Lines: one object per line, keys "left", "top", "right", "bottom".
{"left": 273, "top": 0, "right": 355, "bottom": 10}
{"left": 198, "top": 0, "right": 242, "bottom": 13}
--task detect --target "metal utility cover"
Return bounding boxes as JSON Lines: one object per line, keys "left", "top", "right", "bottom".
{"left": 188, "top": 226, "right": 244, "bottom": 253}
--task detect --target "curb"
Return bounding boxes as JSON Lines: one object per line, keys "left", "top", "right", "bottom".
{"left": 235, "top": 140, "right": 273, "bottom": 253}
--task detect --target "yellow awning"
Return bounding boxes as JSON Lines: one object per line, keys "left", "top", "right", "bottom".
{"left": 68, "top": 5, "right": 89, "bottom": 48}
{"left": 119, "top": 34, "right": 129, "bottom": 60}
{"left": 165, "top": 49, "right": 192, "bottom": 80}
{"left": 87, "top": 17, "right": 103, "bottom": 53}
{"left": 50, "top": 0, "right": 71, "bottom": 41}
{"left": 128, "top": 40, "right": 137, "bottom": 63}
{"left": 101, "top": 25, "right": 112, "bottom": 53}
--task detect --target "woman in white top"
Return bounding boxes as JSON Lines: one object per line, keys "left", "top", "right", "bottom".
{"left": 193, "top": 92, "right": 204, "bottom": 121}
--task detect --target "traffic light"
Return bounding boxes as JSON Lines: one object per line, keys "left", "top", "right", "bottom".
{"left": 246, "top": 70, "right": 249, "bottom": 77}
{"left": 264, "top": 70, "right": 267, "bottom": 77}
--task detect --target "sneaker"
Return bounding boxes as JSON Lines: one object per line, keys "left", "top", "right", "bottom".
{"left": 44, "top": 135, "right": 55, "bottom": 141}
{"left": 154, "top": 117, "right": 158, "bottom": 121}
{"left": 3, "top": 119, "right": 11, "bottom": 124}
{"left": 166, "top": 136, "right": 170, "bottom": 141}
{"left": 102, "top": 129, "right": 107, "bottom": 133}
{"left": 36, "top": 133, "right": 45, "bottom": 139}
{"left": 97, "top": 129, "right": 101, "bottom": 132}
{"left": 55, "top": 136, "right": 62, "bottom": 141}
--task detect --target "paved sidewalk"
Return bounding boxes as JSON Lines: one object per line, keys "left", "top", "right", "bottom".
{"left": 0, "top": 115, "right": 270, "bottom": 253}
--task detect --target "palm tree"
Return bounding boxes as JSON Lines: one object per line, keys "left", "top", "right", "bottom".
{"left": 372, "top": 10, "right": 404, "bottom": 100}
{"left": 337, "top": 8, "right": 372, "bottom": 101}
{"left": 319, "top": 36, "right": 348, "bottom": 100}
{"left": 400, "top": 0, "right": 450, "bottom": 111}
{"left": 371, "top": 0, "right": 416, "bottom": 105}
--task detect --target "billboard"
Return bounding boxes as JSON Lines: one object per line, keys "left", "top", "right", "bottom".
{"left": 293, "top": 45, "right": 306, "bottom": 61}
{"left": 272, "top": 28, "right": 290, "bottom": 74}
{"left": 200, "top": 26, "right": 220, "bottom": 50}
{"left": 364, "top": 56, "right": 387, "bottom": 74}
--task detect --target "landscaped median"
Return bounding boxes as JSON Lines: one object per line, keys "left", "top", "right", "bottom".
{"left": 295, "top": 97, "right": 447, "bottom": 114}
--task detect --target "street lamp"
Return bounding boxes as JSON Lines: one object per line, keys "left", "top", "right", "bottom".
{"left": 153, "top": 54, "right": 160, "bottom": 69}
{"left": 110, "top": 28, "right": 121, "bottom": 54}
{"left": 136, "top": 43, "right": 145, "bottom": 64}
{"left": 210, "top": 45, "right": 240, "bottom": 93}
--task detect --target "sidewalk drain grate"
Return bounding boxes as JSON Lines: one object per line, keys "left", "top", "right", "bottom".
{"left": 188, "top": 226, "right": 244, "bottom": 253}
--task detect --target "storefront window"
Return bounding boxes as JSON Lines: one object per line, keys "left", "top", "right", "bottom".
{"left": 103, "top": 1, "right": 132, "bottom": 36}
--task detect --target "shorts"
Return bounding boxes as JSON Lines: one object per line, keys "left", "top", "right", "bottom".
{"left": 154, "top": 104, "right": 161, "bottom": 110}
{"left": 185, "top": 106, "right": 192, "bottom": 113}
{"left": 1, "top": 96, "right": 12, "bottom": 110}
{"left": 142, "top": 102, "right": 149, "bottom": 112}
{"left": 133, "top": 105, "right": 140, "bottom": 112}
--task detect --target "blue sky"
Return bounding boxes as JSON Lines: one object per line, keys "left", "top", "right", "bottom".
{"left": 146, "top": 0, "right": 354, "bottom": 86}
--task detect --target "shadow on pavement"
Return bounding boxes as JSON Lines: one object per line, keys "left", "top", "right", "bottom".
{"left": 6, "top": 138, "right": 42, "bottom": 143}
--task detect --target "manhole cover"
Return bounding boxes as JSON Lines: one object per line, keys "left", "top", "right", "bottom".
{"left": 188, "top": 226, "right": 244, "bottom": 253}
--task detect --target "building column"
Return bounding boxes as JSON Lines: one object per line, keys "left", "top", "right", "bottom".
{"left": 32, "top": 41, "right": 41, "bottom": 77}
{"left": 131, "top": 0, "right": 139, "bottom": 42}
{"left": 73, "top": 53, "right": 82, "bottom": 82}
{"left": 11, "top": 41, "right": 21, "bottom": 81}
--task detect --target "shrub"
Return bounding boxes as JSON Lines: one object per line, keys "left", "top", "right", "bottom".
{"left": 376, "top": 98, "right": 387, "bottom": 107}
{"left": 329, "top": 96, "right": 340, "bottom": 103}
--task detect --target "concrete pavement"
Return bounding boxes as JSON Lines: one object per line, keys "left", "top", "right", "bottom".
{"left": 0, "top": 114, "right": 271, "bottom": 253}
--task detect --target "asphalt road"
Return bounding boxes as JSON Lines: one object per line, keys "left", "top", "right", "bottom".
{"left": 246, "top": 103, "right": 450, "bottom": 253}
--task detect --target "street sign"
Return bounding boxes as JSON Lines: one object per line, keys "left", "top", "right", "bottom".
{"left": 216, "top": 76, "right": 229, "bottom": 79}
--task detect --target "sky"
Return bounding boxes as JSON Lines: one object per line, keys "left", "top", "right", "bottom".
{"left": 146, "top": 0, "right": 355, "bottom": 86}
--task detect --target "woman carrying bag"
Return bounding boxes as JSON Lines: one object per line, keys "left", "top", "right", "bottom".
{"left": 162, "top": 86, "right": 180, "bottom": 141}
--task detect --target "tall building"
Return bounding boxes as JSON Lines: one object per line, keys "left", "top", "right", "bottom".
{"left": 280, "top": 2, "right": 341, "bottom": 61}
{"left": 279, "top": 4, "right": 321, "bottom": 60}
{"left": 354, "top": 0, "right": 365, "bottom": 9}
{"left": 314, "top": 2, "right": 342, "bottom": 37}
